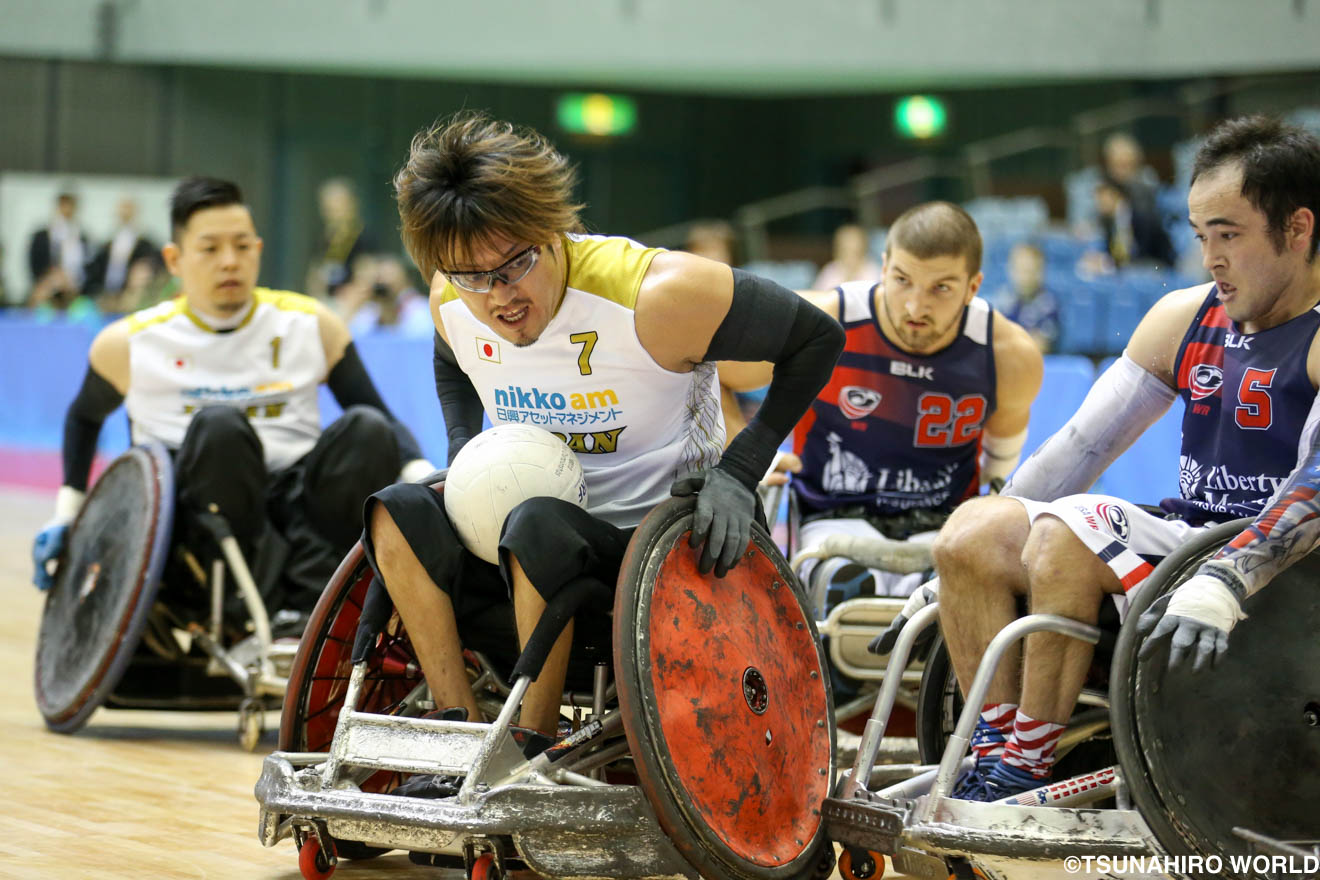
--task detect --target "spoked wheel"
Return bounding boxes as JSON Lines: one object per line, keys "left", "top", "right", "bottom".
{"left": 615, "top": 496, "right": 836, "bottom": 880}
{"left": 35, "top": 443, "right": 175, "bottom": 733}
{"left": 915, "top": 635, "right": 1116, "bottom": 780}
{"left": 278, "top": 542, "right": 422, "bottom": 860}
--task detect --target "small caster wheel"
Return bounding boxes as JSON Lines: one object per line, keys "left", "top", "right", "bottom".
{"left": 840, "top": 846, "right": 884, "bottom": 880}
{"left": 469, "top": 852, "right": 499, "bottom": 880}
{"left": 238, "top": 698, "right": 264, "bottom": 751}
{"left": 299, "top": 835, "right": 337, "bottom": 880}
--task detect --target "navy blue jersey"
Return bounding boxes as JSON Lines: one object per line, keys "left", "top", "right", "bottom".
{"left": 1163, "top": 283, "right": 1320, "bottom": 522}
{"left": 792, "top": 282, "right": 998, "bottom": 517}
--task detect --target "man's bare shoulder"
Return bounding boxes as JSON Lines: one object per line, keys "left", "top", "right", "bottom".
{"left": 1127, "top": 282, "right": 1213, "bottom": 382}
{"left": 989, "top": 311, "right": 1045, "bottom": 393}
{"left": 635, "top": 251, "right": 733, "bottom": 371}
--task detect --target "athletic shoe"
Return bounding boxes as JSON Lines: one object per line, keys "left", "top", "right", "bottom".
{"left": 955, "top": 760, "right": 1048, "bottom": 802}
{"left": 950, "top": 759, "right": 997, "bottom": 799}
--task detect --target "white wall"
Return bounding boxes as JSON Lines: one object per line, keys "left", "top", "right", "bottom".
{"left": 4, "top": 0, "right": 1320, "bottom": 93}
{"left": 0, "top": 173, "right": 177, "bottom": 304}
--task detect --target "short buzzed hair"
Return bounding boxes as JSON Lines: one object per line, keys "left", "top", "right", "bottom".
{"left": 394, "top": 111, "right": 585, "bottom": 277}
{"left": 1192, "top": 115, "right": 1320, "bottom": 258}
{"left": 170, "top": 177, "right": 244, "bottom": 239}
{"left": 885, "top": 201, "right": 982, "bottom": 276}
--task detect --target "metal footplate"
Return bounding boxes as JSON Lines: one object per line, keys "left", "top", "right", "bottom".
{"left": 821, "top": 794, "right": 906, "bottom": 854}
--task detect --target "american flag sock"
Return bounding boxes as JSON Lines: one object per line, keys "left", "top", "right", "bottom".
{"left": 969, "top": 702, "right": 1018, "bottom": 765}
{"left": 1000, "top": 709, "right": 1065, "bottom": 779}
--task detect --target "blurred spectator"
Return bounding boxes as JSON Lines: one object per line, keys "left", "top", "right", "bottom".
{"left": 28, "top": 190, "right": 89, "bottom": 297}
{"left": 306, "top": 177, "right": 375, "bottom": 300}
{"left": 685, "top": 220, "right": 738, "bottom": 265}
{"left": 27, "top": 265, "right": 100, "bottom": 327}
{"left": 814, "top": 223, "right": 882, "bottom": 289}
{"left": 85, "top": 197, "right": 164, "bottom": 306}
{"left": 985, "top": 242, "right": 1060, "bottom": 353}
{"left": 344, "top": 254, "right": 432, "bottom": 337}
{"left": 1085, "top": 172, "right": 1177, "bottom": 272}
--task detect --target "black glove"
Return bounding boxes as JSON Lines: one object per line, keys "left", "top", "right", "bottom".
{"left": 1136, "top": 592, "right": 1230, "bottom": 674}
{"left": 671, "top": 468, "right": 756, "bottom": 578}
{"left": 867, "top": 583, "right": 938, "bottom": 656}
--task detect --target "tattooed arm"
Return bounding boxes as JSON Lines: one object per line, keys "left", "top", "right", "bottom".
{"left": 1140, "top": 388, "right": 1320, "bottom": 672}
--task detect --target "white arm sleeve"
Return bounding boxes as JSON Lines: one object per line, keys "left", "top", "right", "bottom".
{"left": 1003, "top": 353, "right": 1176, "bottom": 502}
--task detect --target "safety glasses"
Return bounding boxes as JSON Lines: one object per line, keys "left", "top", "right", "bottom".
{"left": 444, "top": 244, "right": 540, "bottom": 293}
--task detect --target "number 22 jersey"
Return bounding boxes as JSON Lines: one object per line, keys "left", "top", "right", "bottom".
{"left": 793, "top": 281, "right": 997, "bottom": 517}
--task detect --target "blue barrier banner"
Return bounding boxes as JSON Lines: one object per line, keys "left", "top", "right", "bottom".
{"left": 0, "top": 320, "right": 1184, "bottom": 502}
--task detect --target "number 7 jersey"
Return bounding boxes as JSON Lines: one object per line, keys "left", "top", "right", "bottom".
{"left": 792, "top": 281, "right": 997, "bottom": 517}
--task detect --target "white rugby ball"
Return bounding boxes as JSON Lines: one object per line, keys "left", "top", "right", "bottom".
{"left": 443, "top": 424, "right": 587, "bottom": 564}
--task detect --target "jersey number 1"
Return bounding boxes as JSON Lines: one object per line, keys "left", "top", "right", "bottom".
{"left": 915, "top": 392, "right": 986, "bottom": 447}
{"left": 270, "top": 336, "right": 282, "bottom": 369}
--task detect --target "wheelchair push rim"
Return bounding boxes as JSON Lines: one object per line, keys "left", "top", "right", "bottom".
{"left": 35, "top": 443, "right": 175, "bottom": 733}
{"left": 1112, "top": 516, "right": 1320, "bottom": 875}
{"left": 614, "top": 496, "right": 836, "bottom": 880}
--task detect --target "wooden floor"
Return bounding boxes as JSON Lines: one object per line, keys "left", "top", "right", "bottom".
{"left": 0, "top": 486, "right": 882, "bottom": 880}
{"left": 0, "top": 486, "right": 427, "bottom": 880}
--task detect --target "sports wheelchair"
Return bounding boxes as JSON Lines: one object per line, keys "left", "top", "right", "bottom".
{"left": 256, "top": 487, "right": 838, "bottom": 880}
{"left": 763, "top": 481, "right": 938, "bottom": 733}
{"left": 34, "top": 443, "right": 303, "bottom": 749}
{"left": 822, "top": 517, "right": 1320, "bottom": 880}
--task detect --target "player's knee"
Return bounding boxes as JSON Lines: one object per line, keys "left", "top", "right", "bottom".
{"left": 338, "top": 405, "right": 394, "bottom": 444}
{"left": 932, "top": 496, "right": 1018, "bottom": 580}
{"left": 190, "top": 404, "right": 251, "bottom": 437}
{"left": 1022, "top": 517, "right": 1101, "bottom": 606}
{"left": 503, "top": 496, "right": 581, "bottom": 546}
{"left": 366, "top": 484, "right": 425, "bottom": 561}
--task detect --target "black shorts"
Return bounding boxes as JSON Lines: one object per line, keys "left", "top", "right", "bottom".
{"left": 362, "top": 484, "right": 633, "bottom": 684}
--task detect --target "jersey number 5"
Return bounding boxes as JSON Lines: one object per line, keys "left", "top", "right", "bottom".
{"left": 915, "top": 392, "right": 986, "bottom": 447}
{"left": 1235, "top": 367, "right": 1276, "bottom": 430}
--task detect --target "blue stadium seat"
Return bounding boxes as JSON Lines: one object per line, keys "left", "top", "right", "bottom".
{"left": 740, "top": 260, "right": 818, "bottom": 291}
{"left": 1092, "top": 357, "right": 1183, "bottom": 503}
{"left": 1100, "top": 277, "right": 1143, "bottom": 354}
{"left": 1022, "top": 355, "right": 1096, "bottom": 462}
{"left": 319, "top": 332, "right": 450, "bottom": 465}
{"left": 1050, "top": 273, "right": 1101, "bottom": 355}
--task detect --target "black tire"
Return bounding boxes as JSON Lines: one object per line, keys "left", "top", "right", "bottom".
{"left": 1111, "top": 518, "right": 1320, "bottom": 878}
{"left": 35, "top": 444, "right": 175, "bottom": 733}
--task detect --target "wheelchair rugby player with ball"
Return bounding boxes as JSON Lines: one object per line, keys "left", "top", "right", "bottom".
{"left": 254, "top": 110, "right": 847, "bottom": 880}
{"left": 31, "top": 176, "right": 433, "bottom": 746}
{"left": 828, "top": 115, "right": 1320, "bottom": 880}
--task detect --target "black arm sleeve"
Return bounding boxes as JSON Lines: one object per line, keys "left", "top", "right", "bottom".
{"left": 63, "top": 366, "right": 124, "bottom": 491}
{"left": 433, "top": 331, "right": 486, "bottom": 466}
{"left": 703, "top": 268, "right": 845, "bottom": 489}
{"left": 326, "top": 342, "right": 424, "bottom": 462}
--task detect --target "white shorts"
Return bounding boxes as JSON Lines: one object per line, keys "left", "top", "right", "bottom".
{"left": 796, "top": 517, "right": 937, "bottom": 598}
{"left": 1013, "top": 494, "right": 1209, "bottom": 618}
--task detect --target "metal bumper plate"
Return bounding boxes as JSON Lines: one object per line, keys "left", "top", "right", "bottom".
{"left": 256, "top": 753, "right": 696, "bottom": 880}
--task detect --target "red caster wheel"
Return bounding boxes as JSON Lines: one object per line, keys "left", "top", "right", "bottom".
{"left": 470, "top": 852, "right": 498, "bottom": 880}
{"left": 299, "top": 836, "right": 337, "bottom": 880}
{"left": 839, "top": 847, "right": 885, "bottom": 880}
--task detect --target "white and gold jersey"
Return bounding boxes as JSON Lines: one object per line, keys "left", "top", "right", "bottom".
{"left": 437, "top": 233, "right": 725, "bottom": 528}
{"left": 124, "top": 289, "right": 326, "bottom": 471}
